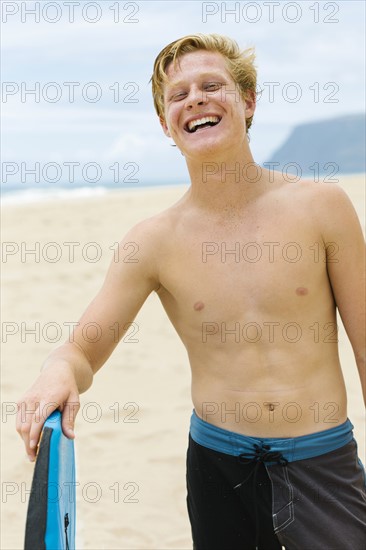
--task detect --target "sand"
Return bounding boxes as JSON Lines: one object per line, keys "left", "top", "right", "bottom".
{"left": 1, "top": 175, "right": 365, "bottom": 550}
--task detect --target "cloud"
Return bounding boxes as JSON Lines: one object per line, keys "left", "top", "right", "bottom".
{"left": 2, "top": 0, "right": 365, "bottom": 182}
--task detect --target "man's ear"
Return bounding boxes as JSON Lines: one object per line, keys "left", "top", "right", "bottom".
{"left": 244, "top": 90, "right": 256, "bottom": 119}
{"left": 159, "top": 116, "right": 171, "bottom": 138}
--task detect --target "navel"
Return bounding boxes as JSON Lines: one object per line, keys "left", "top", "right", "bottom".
{"left": 264, "top": 402, "right": 278, "bottom": 412}
{"left": 296, "top": 287, "right": 308, "bottom": 296}
{"left": 193, "top": 301, "right": 205, "bottom": 311}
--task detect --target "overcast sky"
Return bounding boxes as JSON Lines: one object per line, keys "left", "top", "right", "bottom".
{"left": 2, "top": 0, "right": 365, "bottom": 187}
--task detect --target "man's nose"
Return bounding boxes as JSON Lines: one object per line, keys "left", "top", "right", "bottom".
{"left": 184, "top": 86, "right": 207, "bottom": 109}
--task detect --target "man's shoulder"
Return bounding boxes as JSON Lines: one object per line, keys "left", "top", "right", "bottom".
{"left": 294, "top": 178, "right": 353, "bottom": 213}
{"left": 272, "top": 171, "right": 349, "bottom": 205}
{"left": 274, "top": 176, "right": 360, "bottom": 241}
{"left": 122, "top": 192, "right": 188, "bottom": 246}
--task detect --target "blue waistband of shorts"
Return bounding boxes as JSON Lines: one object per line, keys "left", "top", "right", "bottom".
{"left": 189, "top": 410, "right": 354, "bottom": 462}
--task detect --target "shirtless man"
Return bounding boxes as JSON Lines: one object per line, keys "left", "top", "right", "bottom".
{"left": 17, "top": 34, "right": 365, "bottom": 549}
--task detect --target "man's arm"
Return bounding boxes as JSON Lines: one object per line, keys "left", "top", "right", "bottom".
{"left": 318, "top": 183, "right": 366, "bottom": 404}
{"left": 16, "top": 217, "right": 161, "bottom": 460}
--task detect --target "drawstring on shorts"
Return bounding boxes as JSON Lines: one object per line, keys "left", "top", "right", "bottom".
{"left": 233, "top": 443, "right": 288, "bottom": 550}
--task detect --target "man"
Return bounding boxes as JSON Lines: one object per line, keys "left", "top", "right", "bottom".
{"left": 17, "top": 34, "right": 365, "bottom": 549}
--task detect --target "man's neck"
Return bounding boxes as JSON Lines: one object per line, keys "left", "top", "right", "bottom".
{"left": 184, "top": 147, "right": 270, "bottom": 212}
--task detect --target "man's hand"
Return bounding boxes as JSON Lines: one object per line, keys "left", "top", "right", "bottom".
{"left": 16, "top": 363, "right": 80, "bottom": 462}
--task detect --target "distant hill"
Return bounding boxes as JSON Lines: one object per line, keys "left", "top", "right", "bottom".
{"left": 266, "top": 114, "right": 365, "bottom": 176}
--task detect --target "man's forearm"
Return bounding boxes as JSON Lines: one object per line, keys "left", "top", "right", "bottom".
{"left": 42, "top": 342, "right": 94, "bottom": 394}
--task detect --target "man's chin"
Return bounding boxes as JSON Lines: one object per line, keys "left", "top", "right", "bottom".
{"left": 182, "top": 139, "right": 228, "bottom": 161}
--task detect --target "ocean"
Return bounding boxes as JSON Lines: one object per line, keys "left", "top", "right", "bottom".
{"left": 0, "top": 180, "right": 188, "bottom": 205}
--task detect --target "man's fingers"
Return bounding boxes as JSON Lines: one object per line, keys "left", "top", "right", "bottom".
{"left": 62, "top": 396, "right": 80, "bottom": 439}
{"left": 17, "top": 420, "right": 33, "bottom": 460}
{"left": 27, "top": 420, "right": 45, "bottom": 460}
{"left": 16, "top": 400, "right": 42, "bottom": 461}
{"left": 28, "top": 400, "right": 60, "bottom": 456}
{"left": 16, "top": 367, "right": 81, "bottom": 461}
{"left": 16, "top": 399, "right": 60, "bottom": 461}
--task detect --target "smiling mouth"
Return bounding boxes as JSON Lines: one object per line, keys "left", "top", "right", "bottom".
{"left": 185, "top": 115, "right": 221, "bottom": 133}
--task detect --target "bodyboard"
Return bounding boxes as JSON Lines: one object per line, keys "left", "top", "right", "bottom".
{"left": 24, "top": 410, "right": 76, "bottom": 549}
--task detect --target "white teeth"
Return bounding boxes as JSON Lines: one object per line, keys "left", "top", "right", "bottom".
{"left": 187, "top": 116, "right": 220, "bottom": 132}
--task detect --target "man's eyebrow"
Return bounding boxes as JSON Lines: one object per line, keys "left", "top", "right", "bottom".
{"left": 166, "top": 73, "right": 229, "bottom": 89}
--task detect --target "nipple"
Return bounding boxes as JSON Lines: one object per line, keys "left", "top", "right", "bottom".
{"left": 193, "top": 301, "right": 205, "bottom": 311}
{"left": 296, "top": 287, "right": 308, "bottom": 296}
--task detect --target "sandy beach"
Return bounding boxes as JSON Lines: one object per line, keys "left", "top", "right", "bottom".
{"left": 1, "top": 175, "right": 365, "bottom": 550}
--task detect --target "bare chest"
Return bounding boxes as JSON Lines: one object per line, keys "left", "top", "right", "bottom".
{"left": 157, "top": 213, "right": 332, "bottom": 320}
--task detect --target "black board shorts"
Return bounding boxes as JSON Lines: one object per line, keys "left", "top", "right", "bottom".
{"left": 186, "top": 411, "right": 366, "bottom": 550}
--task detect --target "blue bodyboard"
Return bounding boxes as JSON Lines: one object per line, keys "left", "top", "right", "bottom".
{"left": 24, "top": 410, "right": 76, "bottom": 549}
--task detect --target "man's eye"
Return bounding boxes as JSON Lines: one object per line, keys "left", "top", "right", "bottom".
{"left": 171, "top": 92, "right": 186, "bottom": 101}
{"left": 204, "top": 83, "right": 222, "bottom": 92}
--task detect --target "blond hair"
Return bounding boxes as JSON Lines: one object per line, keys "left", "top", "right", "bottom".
{"left": 151, "top": 33, "right": 257, "bottom": 131}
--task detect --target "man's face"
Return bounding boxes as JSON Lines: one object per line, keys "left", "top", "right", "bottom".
{"left": 160, "top": 50, "right": 255, "bottom": 160}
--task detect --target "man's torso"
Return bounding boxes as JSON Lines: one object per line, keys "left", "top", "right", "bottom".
{"left": 152, "top": 176, "right": 347, "bottom": 436}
